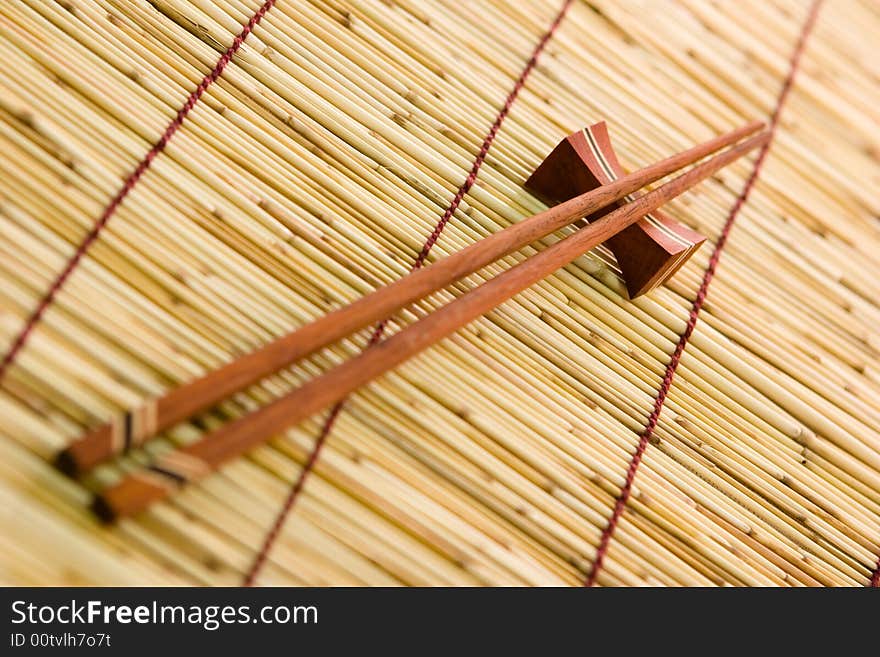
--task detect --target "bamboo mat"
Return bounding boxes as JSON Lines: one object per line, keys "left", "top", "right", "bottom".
{"left": 0, "top": 0, "right": 878, "bottom": 586}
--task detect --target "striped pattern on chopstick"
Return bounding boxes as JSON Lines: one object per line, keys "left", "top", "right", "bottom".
{"left": 109, "top": 401, "right": 158, "bottom": 453}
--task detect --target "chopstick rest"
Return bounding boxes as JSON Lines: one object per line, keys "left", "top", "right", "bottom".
{"left": 526, "top": 121, "right": 706, "bottom": 297}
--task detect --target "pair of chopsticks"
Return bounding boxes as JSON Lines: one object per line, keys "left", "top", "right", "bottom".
{"left": 61, "top": 121, "right": 767, "bottom": 520}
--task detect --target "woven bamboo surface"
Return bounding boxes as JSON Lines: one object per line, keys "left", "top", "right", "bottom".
{"left": 0, "top": 0, "right": 878, "bottom": 586}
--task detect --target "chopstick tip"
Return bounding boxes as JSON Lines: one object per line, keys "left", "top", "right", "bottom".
{"left": 90, "top": 494, "right": 118, "bottom": 524}
{"left": 54, "top": 448, "right": 80, "bottom": 478}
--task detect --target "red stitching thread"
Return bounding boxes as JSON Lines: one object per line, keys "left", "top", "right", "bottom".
{"left": 0, "top": 0, "right": 277, "bottom": 383}
{"left": 243, "top": 0, "right": 574, "bottom": 586}
{"left": 584, "top": 0, "right": 823, "bottom": 587}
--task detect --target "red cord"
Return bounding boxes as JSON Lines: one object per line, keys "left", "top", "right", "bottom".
{"left": 243, "top": 0, "right": 574, "bottom": 586}
{"left": 0, "top": 0, "right": 277, "bottom": 383}
{"left": 584, "top": 0, "right": 823, "bottom": 587}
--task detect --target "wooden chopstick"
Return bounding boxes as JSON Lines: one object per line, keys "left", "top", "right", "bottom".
{"left": 58, "top": 121, "right": 764, "bottom": 476}
{"left": 92, "top": 129, "right": 769, "bottom": 520}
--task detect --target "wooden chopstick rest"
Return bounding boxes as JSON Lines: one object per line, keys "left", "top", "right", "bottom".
{"left": 55, "top": 121, "right": 764, "bottom": 479}
{"left": 526, "top": 121, "right": 706, "bottom": 297}
{"left": 91, "top": 130, "right": 769, "bottom": 521}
